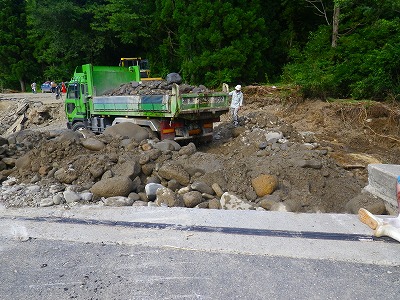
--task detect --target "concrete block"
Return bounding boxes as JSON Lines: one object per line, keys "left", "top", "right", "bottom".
{"left": 364, "top": 164, "right": 400, "bottom": 214}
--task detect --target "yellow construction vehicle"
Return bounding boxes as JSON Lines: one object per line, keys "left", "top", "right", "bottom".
{"left": 119, "top": 57, "right": 162, "bottom": 81}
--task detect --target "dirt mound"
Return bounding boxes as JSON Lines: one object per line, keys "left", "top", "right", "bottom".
{"left": 0, "top": 124, "right": 367, "bottom": 213}
{"left": 1, "top": 87, "right": 399, "bottom": 214}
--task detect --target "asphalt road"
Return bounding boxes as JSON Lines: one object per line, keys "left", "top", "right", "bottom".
{"left": 1, "top": 236, "right": 400, "bottom": 300}
{"left": 1, "top": 206, "right": 400, "bottom": 299}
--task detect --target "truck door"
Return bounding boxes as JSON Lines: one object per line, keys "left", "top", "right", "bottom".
{"left": 65, "top": 82, "right": 88, "bottom": 127}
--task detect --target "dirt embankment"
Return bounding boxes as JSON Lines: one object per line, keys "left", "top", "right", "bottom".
{"left": 0, "top": 87, "right": 399, "bottom": 214}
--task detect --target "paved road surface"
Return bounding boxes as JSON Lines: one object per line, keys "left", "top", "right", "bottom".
{"left": 0, "top": 206, "right": 399, "bottom": 299}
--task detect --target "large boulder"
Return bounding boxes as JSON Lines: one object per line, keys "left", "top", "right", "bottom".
{"left": 0, "top": 161, "right": 6, "bottom": 172}
{"left": 145, "top": 183, "right": 165, "bottom": 201}
{"left": 345, "top": 192, "right": 387, "bottom": 215}
{"left": 154, "top": 140, "right": 181, "bottom": 152}
{"left": 208, "top": 199, "right": 222, "bottom": 209}
{"left": 15, "top": 154, "right": 32, "bottom": 174}
{"left": 166, "top": 73, "right": 182, "bottom": 85}
{"left": 251, "top": 174, "right": 278, "bottom": 197}
{"left": 191, "top": 181, "right": 214, "bottom": 195}
{"left": 54, "top": 168, "right": 79, "bottom": 184}
{"left": 158, "top": 163, "right": 190, "bottom": 186}
{"left": 178, "top": 142, "right": 196, "bottom": 156}
{"left": 112, "top": 160, "right": 141, "bottom": 179}
{"left": 102, "top": 196, "right": 134, "bottom": 206}
{"left": 153, "top": 141, "right": 175, "bottom": 152}
{"left": 257, "top": 194, "right": 281, "bottom": 210}
{"left": 2, "top": 157, "right": 16, "bottom": 167}
{"left": 55, "top": 130, "right": 82, "bottom": 143}
{"left": 141, "top": 162, "right": 155, "bottom": 176}
{"left": 220, "top": 192, "right": 255, "bottom": 210}
{"left": 0, "top": 145, "right": 6, "bottom": 155}
{"left": 103, "top": 123, "right": 149, "bottom": 142}
{"left": 155, "top": 187, "right": 184, "bottom": 207}
{"left": 63, "top": 190, "right": 82, "bottom": 203}
{"left": 211, "top": 183, "right": 224, "bottom": 198}
{"left": 146, "top": 148, "right": 162, "bottom": 160}
{"left": 0, "top": 136, "right": 8, "bottom": 146}
{"left": 183, "top": 191, "right": 204, "bottom": 208}
{"left": 90, "top": 176, "right": 134, "bottom": 197}
{"left": 80, "top": 138, "right": 105, "bottom": 151}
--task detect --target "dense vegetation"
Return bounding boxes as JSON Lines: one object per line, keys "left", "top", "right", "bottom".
{"left": 0, "top": 0, "right": 399, "bottom": 100}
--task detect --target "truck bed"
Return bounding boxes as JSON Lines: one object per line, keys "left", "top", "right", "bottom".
{"left": 91, "top": 91, "right": 229, "bottom": 118}
{"left": 93, "top": 95, "right": 169, "bottom": 112}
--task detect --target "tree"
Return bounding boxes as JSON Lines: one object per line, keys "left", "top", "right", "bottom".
{"left": 304, "top": 0, "right": 341, "bottom": 47}
{"left": 284, "top": 0, "right": 400, "bottom": 100}
{"left": 263, "top": 0, "right": 325, "bottom": 81}
{"left": 89, "top": 0, "right": 155, "bottom": 62}
{"left": 331, "top": 3, "right": 340, "bottom": 47}
{"left": 0, "top": 0, "right": 36, "bottom": 91}
{"left": 26, "top": 0, "right": 109, "bottom": 81}
{"left": 152, "top": 0, "right": 270, "bottom": 87}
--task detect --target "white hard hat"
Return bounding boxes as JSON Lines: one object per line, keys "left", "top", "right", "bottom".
{"left": 235, "top": 85, "right": 241, "bottom": 91}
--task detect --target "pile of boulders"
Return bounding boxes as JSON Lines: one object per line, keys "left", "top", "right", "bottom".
{"left": 0, "top": 130, "right": 50, "bottom": 182}
{"left": 105, "top": 73, "right": 213, "bottom": 96}
{"left": 0, "top": 107, "right": 387, "bottom": 214}
{"left": 0, "top": 122, "right": 279, "bottom": 211}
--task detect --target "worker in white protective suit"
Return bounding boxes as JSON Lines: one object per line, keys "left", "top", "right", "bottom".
{"left": 359, "top": 176, "right": 400, "bottom": 242}
{"left": 228, "top": 85, "right": 243, "bottom": 126}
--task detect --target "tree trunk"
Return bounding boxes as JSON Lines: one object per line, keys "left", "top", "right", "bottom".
{"left": 19, "top": 79, "right": 26, "bottom": 92}
{"left": 331, "top": 4, "right": 340, "bottom": 47}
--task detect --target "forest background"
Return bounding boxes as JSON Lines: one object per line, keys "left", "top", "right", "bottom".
{"left": 0, "top": 0, "right": 399, "bottom": 100}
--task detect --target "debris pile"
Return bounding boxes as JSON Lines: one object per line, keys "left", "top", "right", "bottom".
{"left": 0, "top": 87, "right": 394, "bottom": 215}
{"left": 0, "top": 114, "right": 385, "bottom": 214}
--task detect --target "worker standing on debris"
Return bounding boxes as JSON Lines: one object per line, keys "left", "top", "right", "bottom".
{"left": 229, "top": 85, "right": 243, "bottom": 126}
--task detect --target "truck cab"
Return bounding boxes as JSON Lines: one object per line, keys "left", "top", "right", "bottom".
{"left": 65, "top": 64, "right": 140, "bottom": 131}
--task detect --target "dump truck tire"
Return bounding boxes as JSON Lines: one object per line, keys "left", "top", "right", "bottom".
{"left": 72, "top": 122, "right": 85, "bottom": 131}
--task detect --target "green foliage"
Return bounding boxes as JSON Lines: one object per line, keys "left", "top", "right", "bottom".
{"left": 345, "top": 18, "right": 400, "bottom": 99}
{"left": 284, "top": 0, "right": 400, "bottom": 100}
{"left": 0, "top": 0, "right": 37, "bottom": 90}
{"left": 283, "top": 26, "right": 337, "bottom": 99}
{"left": 1, "top": 0, "right": 399, "bottom": 100}
{"left": 90, "top": 0, "right": 154, "bottom": 51}
{"left": 155, "top": 0, "right": 270, "bottom": 87}
{"left": 27, "top": 0, "right": 124, "bottom": 82}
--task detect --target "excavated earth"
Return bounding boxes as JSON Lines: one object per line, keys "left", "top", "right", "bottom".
{"left": 1, "top": 86, "right": 399, "bottom": 215}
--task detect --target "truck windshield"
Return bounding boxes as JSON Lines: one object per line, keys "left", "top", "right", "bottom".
{"left": 67, "top": 83, "right": 80, "bottom": 99}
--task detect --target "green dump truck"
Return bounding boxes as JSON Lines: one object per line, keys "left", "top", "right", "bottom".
{"left": 65, "top": 64, "right": 230, "bottom": 141}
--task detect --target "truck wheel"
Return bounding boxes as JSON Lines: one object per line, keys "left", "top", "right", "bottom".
{"left": 72, "top": 122, "right": 86, "bottom": 131}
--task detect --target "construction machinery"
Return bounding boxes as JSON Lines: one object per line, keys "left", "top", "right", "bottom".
{"left": 119, "top": 57, "right": 162, "bottom": 80}
{"left": 65, "top": 64, "right": 230, "bottom": 141}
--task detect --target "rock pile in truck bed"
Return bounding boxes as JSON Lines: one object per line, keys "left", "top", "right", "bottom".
{"left": 105, "top": 80, "right": 213, "bottom": 96}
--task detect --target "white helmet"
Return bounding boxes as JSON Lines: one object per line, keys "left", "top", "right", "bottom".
{"left": 235, "top": 85, "right": 241, "bottom": 91}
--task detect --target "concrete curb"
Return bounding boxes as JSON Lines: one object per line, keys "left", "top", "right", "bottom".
{"left": 365, "top": 164, "right": 400, "bottom": 214}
